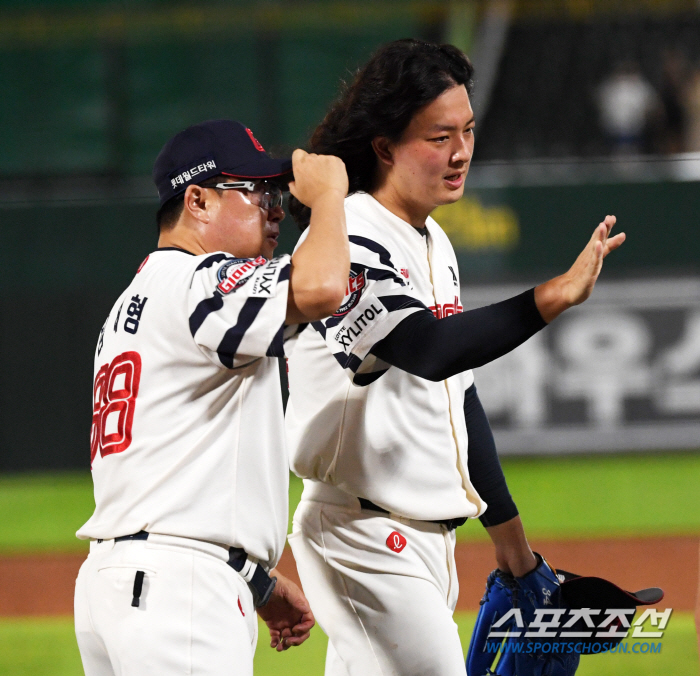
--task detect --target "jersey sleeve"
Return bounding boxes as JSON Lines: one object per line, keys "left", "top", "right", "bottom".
{"left": 313, "top": 235, "right": 429, "bottom": 386}
{"left": 187, "top": 252, "right": 295, "bottom": 368}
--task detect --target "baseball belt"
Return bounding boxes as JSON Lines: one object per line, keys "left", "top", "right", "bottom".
{"left": 112, "top": 531, "right": 277, "bottom": 608}
{"left": 358, "top": 498, "right": 468, "bottom": 530}
{"left": 227, "top": 547, "right": 277, "bottom": 607}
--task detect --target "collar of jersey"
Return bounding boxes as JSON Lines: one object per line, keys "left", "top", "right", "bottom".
{"left": 348, "top": 192, "right": 432, "bottom": 243}
{"left": 156, "top": 246, "right": 195, "bottom": 255}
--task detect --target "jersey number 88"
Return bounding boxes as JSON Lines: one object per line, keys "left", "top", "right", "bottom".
{"left": 90, "top": 351, "right": 142, "bottom": 466}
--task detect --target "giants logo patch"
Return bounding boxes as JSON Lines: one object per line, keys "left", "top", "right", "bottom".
{"left": 217, "top": 257, "right": 266, "bottom": 294}
{"left": 386, "top": 531, "right": 407, "bottom": 553}
{"left": 333, "top": 270, "right": 366, "bottom": 317}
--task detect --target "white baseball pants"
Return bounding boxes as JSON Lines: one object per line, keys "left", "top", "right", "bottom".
{"left": 74, "top": 533, "right": 258, "bottom": 676}
{"left": 289, "top": 495, "right": 466, "bottom": 676}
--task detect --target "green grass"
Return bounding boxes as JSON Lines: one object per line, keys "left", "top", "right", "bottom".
{"left": 0, "top": 473, "right": 93, "bottom": 554}
{"left": 1, "top": 452, "right": 699, "bottom": 554}
{"left": 2, "top": 455, "right": 698, "bottom": 674}
{"left": 455, "top": 451, "right": 700, "bottom": 542}
{"left": 2, "top": 612, "right": 697, "bottom": 675}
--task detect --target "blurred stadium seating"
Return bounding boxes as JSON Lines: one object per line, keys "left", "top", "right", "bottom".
{"left": 477, "top": 9, "right": 700, "bottom": 158}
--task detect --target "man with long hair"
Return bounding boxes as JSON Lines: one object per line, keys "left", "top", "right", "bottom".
{"left": 285, "top": 40, "right": 624, "bottom": 675}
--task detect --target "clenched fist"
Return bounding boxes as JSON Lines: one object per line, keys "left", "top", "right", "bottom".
{"left": 288, "top": 149, "right": 348, "bottom": 209}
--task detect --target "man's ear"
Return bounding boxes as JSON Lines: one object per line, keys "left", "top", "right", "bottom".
{"left": 183, "top": 184, "right": 210, "bottom": 223}
{"left": 371, "top": 137, "right": 394, "bottom": 166}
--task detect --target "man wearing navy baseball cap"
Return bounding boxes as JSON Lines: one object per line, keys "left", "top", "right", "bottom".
{"left": 153, "top": 120, "right": 293, "bottom": 251}
{"left": 154, "top": 119, "right": 292, "bottom": 206}
{"left": 74, "top": 120, "right": 350, "bottom": 676}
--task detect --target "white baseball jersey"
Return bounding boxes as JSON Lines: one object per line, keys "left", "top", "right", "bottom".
{"left": 77, "top": 247, "right": 295, "bottom": 569}
{"left": 285, "top": 192, "right": 487, "bottom": 521}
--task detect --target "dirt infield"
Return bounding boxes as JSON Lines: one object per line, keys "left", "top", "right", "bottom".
{"left": 1, "top": 536, "right": 697, "bottom": 616}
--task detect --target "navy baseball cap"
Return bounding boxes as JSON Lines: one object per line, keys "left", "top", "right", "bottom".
{"left": 153, "top": 119, "right": 292, "bottom": 206}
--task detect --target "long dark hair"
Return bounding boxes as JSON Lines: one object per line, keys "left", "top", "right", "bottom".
{"left": 290, "top": 38, "right": 474, "bottom": 228}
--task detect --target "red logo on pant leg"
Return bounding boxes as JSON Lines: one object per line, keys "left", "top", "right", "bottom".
{"left": 238, "top": 597, "right": 245, "bottom": 616}
{"left": 386, "top": 531, "right": 407, "bottom": 553}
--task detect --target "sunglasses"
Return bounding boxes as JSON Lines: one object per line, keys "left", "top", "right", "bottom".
{"left": 211, "top": 180, "right": 284, "bottom": 210}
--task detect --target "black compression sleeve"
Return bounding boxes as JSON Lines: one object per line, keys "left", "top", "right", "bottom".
{"left": 463, "top": 384, "right": 519, "bottom": 527}
{"left": 370, "top": 288, "right": 546, "bottom": 381}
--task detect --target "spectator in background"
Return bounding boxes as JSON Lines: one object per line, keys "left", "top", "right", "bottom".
{"left": 656, "top": 50, "right": 687, "bottom": 155}
{"left": 684, "top": 62, "right": 700, "bottom": 152}
{"left": 597, "top": 61, "right": 659, "bottom": 155}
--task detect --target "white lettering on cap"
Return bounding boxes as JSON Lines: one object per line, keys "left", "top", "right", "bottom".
{"left": 170, "top": 159, "right": 218, "bottom": 190}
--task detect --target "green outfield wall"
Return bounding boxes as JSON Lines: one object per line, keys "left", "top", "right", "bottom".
{"left": 445, "top": 180, "right": 700, "bottom": 281}
{"left": 0, "top": 175, "right": 698, "bottom": 470}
